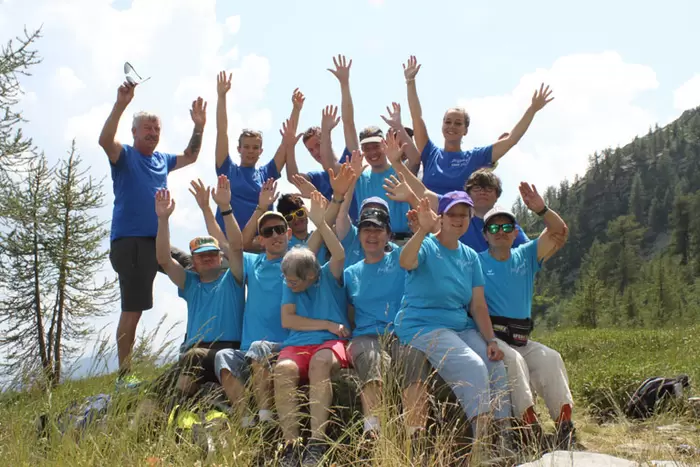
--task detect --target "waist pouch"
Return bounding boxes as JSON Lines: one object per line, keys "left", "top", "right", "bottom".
{"left": 490, "top": 315, "right": 533, "bottom": 347}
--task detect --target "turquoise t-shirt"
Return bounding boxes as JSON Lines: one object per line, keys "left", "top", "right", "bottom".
{"left": 289, "top": 231, "right": 329, "bottom": 264}
{"left": 420, "top": 138, "right": 492, "bottom": 195}
{"left": 354, "top": 166, "right": 410, "bottom": 234}
{"left": 394, "top": 234, "right": 485, "bottom": 344}
{"left": 340, "top": 224, "right": 399, "bottom": 269}
{"left": 240, "top": 252, "right": 288, "bottom": 350}
{"left": 344, "top": 248, "right": 405, "bottom": 337}
{"left": 178, "top": 269, "right": 245, "bottom": 348}
{"left": 479, "top": 239, "right": 541, "bottom": 320}
{"left": 281, "top": 263, "right": 349, "bottom": 347}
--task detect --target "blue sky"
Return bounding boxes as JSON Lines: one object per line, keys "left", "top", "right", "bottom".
{"left": 1, "top": 0, "right": 699, "bottom": 368}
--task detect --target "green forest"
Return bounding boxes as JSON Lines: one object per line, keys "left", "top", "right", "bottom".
{"left": 514, "top": 106, "right": 700, "bottom": 329}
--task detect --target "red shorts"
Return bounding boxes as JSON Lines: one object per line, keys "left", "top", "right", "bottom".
{"left": 278, "top": 340, "right": 349, "bottom": 381}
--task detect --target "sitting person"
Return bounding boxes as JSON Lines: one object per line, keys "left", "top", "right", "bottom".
{"left": 274, "top": 191, "right": 352, "bottom": 466}
{"left": 153, "top": 187, "right": 245, "bottom": 418}
{"left": 479, "top": 183, "right": 575, "bottom": 448}
{"left": 394, "top": 192, "right": 512, "bottom": 459}
{"left": 277, "top": 193, "right": 328, "bottom": 262}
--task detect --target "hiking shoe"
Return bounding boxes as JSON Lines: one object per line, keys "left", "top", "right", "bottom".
{"left": 115, "top": 374, "right": 142, "bottom": 391}
{"left": 301, "top": 441, "right": 328, "bottom": 466}
{"left": 277, "top": 441, "right": 301, "bottom": 467}
{"left": 554, "top": 420, "right": 578, "bottom": 450}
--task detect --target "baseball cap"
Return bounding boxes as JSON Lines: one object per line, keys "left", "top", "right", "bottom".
{"left": 257, "top": 211, "right": 289, "bottom": 233}
{"left": 360, "top": 196, "right": 389, "bottom": 214}
{"left": 483, "top": 205, "right": 517, "bottom": 227}
{"left": 189, "top": 236, "right": 221, "bottom": 254}
{"left": 359, "top": 126, "right": 384, "bottom": 145}
{"left": 358, "top": 208, "right": 391, "bottom": 230}
{"left": 438, "top": 191, "right": 474, "bottom": 215}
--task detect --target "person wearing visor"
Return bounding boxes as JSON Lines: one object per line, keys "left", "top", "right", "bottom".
{"left": 152, "top": 187, "right": 245, "bottom": 416}
{"left": 479, "top": 183, "right": 575, "bottom": 449}
{"left": 395, "top": 190, "right": 512, "bottom": 456}
{"left": 344, "top": 207, "right": 432, "bottom": 449}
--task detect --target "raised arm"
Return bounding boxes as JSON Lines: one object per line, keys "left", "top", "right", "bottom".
{"left": 215, "top": 71, "right": 231, "bottom": 169}
{"left": 308, "top": 191, "right": 345, "bottom": 283}
{"left": 189, "top": 178, "right": 228, "bottom": 256}
{"left": 280, "top": 116, "right": 304, "bottom": 181}
{"left": 307, "top": 163, "right": 357, "bottom": 253}
{"left": 319, "top": 105, "right": 342, "bottom": 173}
{"left": 335, "top": 150, "right": 363, "bottom": 241}
{"left": 98, "top": 81, "right": 134, "bottom": 164}
{"left": 155, "top": 189, "right": 186, "bottom": 289}
{"left": 270, "top": 88, "right": 304, "bottom": 174}
{"left": 327, "top": 55, "right": 358, "bottom": 152}
{"left": 241, "top": 179, "right": 279, "bottom": 251}
{"left": 399, "top": 198, "right": 437, "bottom": 271}
{"left": 172, "top": 97, "right": 207, "bottom": 171}
{"left": 211, "top": 175, "right": 244, "bottom": 283}
{"left": 519, "top": 182, "right": 568, "bottom": 262}
{"left": 381, "top": 102, "right": 421, "bottom": 172}
{"left": 403, "top": 56, "right": 429, "bottom": 153}
{"left": 492, "top": 84, "right": 553, "bottom": 162}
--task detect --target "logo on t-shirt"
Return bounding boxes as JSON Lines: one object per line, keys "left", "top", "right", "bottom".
{"left": 511, "top": 262, "right": 527, "bottom": 275}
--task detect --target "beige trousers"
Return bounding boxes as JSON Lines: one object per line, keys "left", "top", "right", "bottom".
{"left": 496, "top": 338, "right": 574, "bottom": 420}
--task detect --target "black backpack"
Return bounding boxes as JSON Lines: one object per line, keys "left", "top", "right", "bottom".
{"left": 624, "top": 375, "right": 690, "bottom": 419}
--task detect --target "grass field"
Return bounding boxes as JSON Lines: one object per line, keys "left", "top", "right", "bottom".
{"left": 1, "top": 326, "right": 699, "bottom": 466}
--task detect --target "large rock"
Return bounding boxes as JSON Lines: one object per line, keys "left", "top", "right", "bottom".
{"left": 517, "top": 451, "right": 700, "bottom": 467}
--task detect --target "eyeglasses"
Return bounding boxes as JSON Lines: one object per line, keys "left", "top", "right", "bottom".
{"left": 486, "top": 223, "right": 515, "bottom": 234}
{"left": 284, "top": 208, "right": 306, "bottom": 223}
{"left": 469, "top": 185, "right": 496, "bottom": 194}
{"left": 260, "top": 224, "right": 287, "bottom": 238}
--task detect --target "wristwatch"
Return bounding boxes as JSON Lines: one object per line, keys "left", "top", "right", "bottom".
{"left": 331, "top": 196, "right": 345, "bottom": 204}
{"left": 536, "top": 205, "right": 549, "bottom": 216}
{"left": 487, "top": 337, "right": 498, "bottom": 345}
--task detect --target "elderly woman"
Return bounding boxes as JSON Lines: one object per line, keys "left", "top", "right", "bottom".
{"left": 402, "top": 55, "right": 554, "bottom": 195}
{"left": 273, "top": 191, "right": 352, "bottom": 466}
{"left": 394, "top": 192, "right": 512, "bottom": 457}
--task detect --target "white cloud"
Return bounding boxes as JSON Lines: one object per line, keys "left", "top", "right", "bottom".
{"left": 225, "top": 15, "right": 241, "bottom": 34}
{"left": 456, "top": 51, "right": 659, "bottom": 205}
{"left": 674, "top": 74, "right": 700, "bottom": 111}
{"left": 53, "top": 66, "right": 85, "bottom": 94}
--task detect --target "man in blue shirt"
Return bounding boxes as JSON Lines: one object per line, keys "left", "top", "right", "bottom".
{"left": 98, "top": 79, "right": 207, "bottom": 387}
{"left": 478, "top": 183, "right": 574, "bottom": 449}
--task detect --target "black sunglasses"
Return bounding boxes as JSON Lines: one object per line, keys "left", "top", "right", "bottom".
{"left": 486, "top": 223, "right": 515, "bottom": 234}
{"left": 260, "top": 224, "right": 287, "bottom": 238}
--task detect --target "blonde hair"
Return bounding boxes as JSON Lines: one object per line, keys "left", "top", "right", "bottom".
{"left": 238, "top": 129, "right": 263, "bottom": 146}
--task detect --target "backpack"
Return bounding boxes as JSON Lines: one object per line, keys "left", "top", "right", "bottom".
{"left": 624, "top": 375, "right": 690, "bottom": 419}
{"left": 37, "top": 393, "right": 113, "bottom": 440}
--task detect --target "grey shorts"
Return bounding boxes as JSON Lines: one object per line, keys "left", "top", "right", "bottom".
{"left": 348, "top": 334, "right": 432, "bottom": 389}
{"left": 214, "top": 340, "right": 281, "bottom": 383}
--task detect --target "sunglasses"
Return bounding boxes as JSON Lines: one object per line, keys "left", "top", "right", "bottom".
{"left": 260, "top": 224, "right": 287, "bottom": 238}
{"left": 284, "top": 207, "right": 306, "bottom": 223}
{"left": 124, "top": 61, "right": 151, "bottom": 85}
{"left": 486, "top": 223, "right": 515, "bottom": 234}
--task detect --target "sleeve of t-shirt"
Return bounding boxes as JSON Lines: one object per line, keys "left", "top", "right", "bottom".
{"left": 514, "top": 225, "right": 530, "bottom": 247}
{"left": 523, "top": 239, "right": 543, "bottom": 273}
{"left": 343, "top": 269, "right": 354, "bottom": 305}
{"left": 340, "top": 224, "right": 357, "bottom": 246}
{"left": 340, "top": 148, "right": 351, "bottom": 163}
{"left": 469, "top": 145, "right": 493, "bottom": 168}
{"left": 164, "top": 152, "right": 178, "bottom": 172}
{"left": 111, "top": 144, "right": 129, "bottom": 169}
{"left": 242, "top": 252, "right": 255, "bottom": 284}
{"left": 217, "top": 154, "right": 235, "bottom": 176}
{"left": 178, "top": 270, "right": 197, "bottom": 299}
{"left": 261, "top": 157, "right": 281, "bottom": 181}
{"left": 321, "top": 261, "right": 342, "bottom": 288}
{"left": 281, "top": 281, "right": 297, "bottom": 306}
{"left": 307, "top": 170, "right": 327, "bottom": 190}
{"left": 416, "top": 236, "right": 432, "bottom": 267}
{"left": 469, "top": 248, "right": 486, "bottom": 287}
{"left": 420, "top": 138, "right": 440, "bottom": 166}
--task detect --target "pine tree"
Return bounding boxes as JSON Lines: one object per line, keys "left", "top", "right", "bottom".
{"left": 671, "top": 193, "right": 691, "bottom": 264}
{"left": 604, "top": 215, "right": 646, "bottom": 293}
{"left": 628, "top": 173, "right": 645, "bottom": 223}
{"left": 570, "top": 241, "right": 608, "bottom": 328}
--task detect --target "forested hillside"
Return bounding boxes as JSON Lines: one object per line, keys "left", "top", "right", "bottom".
{"left": 512, "top": 106, "right": 700, "bottom": 328}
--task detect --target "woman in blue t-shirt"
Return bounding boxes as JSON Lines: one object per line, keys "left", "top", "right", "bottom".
{"left": 402, "top": 55, "right": 554, "bottom": 195}
{"left": 394, "top": 191, "right": 512, "bottom": 445}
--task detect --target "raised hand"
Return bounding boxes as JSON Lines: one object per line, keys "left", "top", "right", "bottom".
{"left": 308, "top": 190, "right": 328, "bottom": 226}
{"left": 188, "top": 179, "right": 211, "bottom": 210}
{"left": 328, "top": 162, "right": 357, "bottom": 197}
{"left": 328, "top": 322, "right": 351, "bottom": 338}
{"left": 380, "top": 102, "right": 403, "bottom": 130}
{"left": 321, "top": 105, "right": 340, "bottom": 131}
{"left": 212, "top": 174, "right": 232, "bottom": 208}
{"left": 190, "top": 97, "right": 207, "bottom": 129}
{"left": 327, "top": 54, "right": 352, "bottom": 84}
{"left": 531, "top": 83, "right": 554, "bottom": 112}
{"left": 258, "top": 178, "right": 280, "bottom": 209}
{"left": 349, "top": 149, "right": 367, "bottom": 176}
{"left": 292, "top": 88, "right": 305, "bottom": 111}
{"left": 403, "top": 55, "right": 421, "bottom": 81}
{"left": 279, "top": 118, "right": 303, "bottom": 147}
{"left": 116, "top": 81, "right": 135, "bottom": 106}
{"left": 519, "top": 182, "right": 546, "bottom": 213}
{"left": 291, "top": 174, "right": 317, "bottom": 199}
{"left": 416, "top": 197, "right": 438, "bottom": 232}
{"left": 217, "top": 71, "right": 232, "bottom": 96}
{"left": 383, "top": 173, "right": 414, "bottom": 203}
{"left": 407, "top": 209, "right": 420, "bottom": 234}
{"left": 383, "top": 131, "right": 407, "bottom": 165}
{"left": 155, "top": 188, "right": 175, "bottom": 218}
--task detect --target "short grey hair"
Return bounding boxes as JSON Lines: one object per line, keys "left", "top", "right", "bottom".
{"left": 281, "top": 246, "right": 320, "bottom": 281}
{"left": 132, "top": 111, "right": 161, "bottom": 130}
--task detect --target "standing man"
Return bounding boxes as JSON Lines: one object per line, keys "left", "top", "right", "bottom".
{"left": 98, "top": 79, "right": 207, "bottom": 388}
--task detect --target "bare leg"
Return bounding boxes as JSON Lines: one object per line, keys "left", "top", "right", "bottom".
{"left": 177, "top": 374, "right": 198, "bottom": 396}
{"left": 116, "top": 311, "right": 141, "bottom": 375}
{"left": 402, "top": 381, "right": 429, "bottom": 433}
{"left": 251, "top": 361, "right": 274, "bottom": 411}
{"left": 274, "top": 359, "right": 301, "bottom": 441}
{"left": 220, "top": 369, "right": 248, "bottom": 420}
{"left": 308, "top": 349, "right": 339, "bottom": 441}
{"left": 360, "top": 381, "right": 382, "bottom": 417}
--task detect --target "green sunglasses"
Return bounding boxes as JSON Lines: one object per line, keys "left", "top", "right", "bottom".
{"left": 486, "top": 223, "right": 515, "bottom": 234}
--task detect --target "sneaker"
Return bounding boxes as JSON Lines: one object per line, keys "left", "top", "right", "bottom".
{"left": 301, "top": 441, "right": 328, "bottom": 466}
{"left": 277, "top": 441, "right": 301, "bottom": 467}
{"left": 115, "top": 374, "right": 142, "bottom": 391}
{"left": 554, "top": 420, "right": 578, "bottom": 450}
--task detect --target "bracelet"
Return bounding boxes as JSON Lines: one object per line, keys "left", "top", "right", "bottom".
{"left": 331, "top": 197, "right": 344, "bottom": 204}
{"left": 405, "top": 79, "right": 415, "bottom": 84}
{"left": 536, "top": 205, "right": 549, "bottom": 216}
{"left": 255, "top": 205, "right": 265, "bottom": 212}
{"left": 487, "top": 337, "right": 498, "bottom": 345}
{"left": 220, "top": 209, "right": 233, "bottom": 217}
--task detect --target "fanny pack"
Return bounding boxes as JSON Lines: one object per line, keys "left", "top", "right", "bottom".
{"left": 489, "top": 315, "right": 533, "bottom": 347}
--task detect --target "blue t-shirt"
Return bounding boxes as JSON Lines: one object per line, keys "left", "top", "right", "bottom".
{"left": 460, "top": 216, "right": 530, "bottom": 252}
{"left": 241, "top": 252, "right": 288, "bottom": 350}
{"left": 307, "top": 148, "right": 359, "bottom": 222}
{"left": 394, "top": 234, "right": 485, "bottom": 344}
{"left": 289, "top": 232, "right": 329, "bottom": 264}
{"left": 354, "top": 166, "right": 410, "bottom": 234}
{"left": 421, "top": 138, "right": 493, "bottom": 195}
{"left": 344, "top": 248, "right": 406, "bottom": 337}
{"left": 178, "top": 269, "right": 245, "bottom": 348}
{"left": 110, "top": 144, "right": 177, "bottom": 241}
{"left": 215, "top": 155, "right": 280, "bottom": 233}
{"left": 281, "top": 262, "right": 349, "bottom": 347}
{"left": 479, "top": 240, "right": 542, "bottom": 320}
{"left": 340, "top": 225, "right": 399, "bottom": 269}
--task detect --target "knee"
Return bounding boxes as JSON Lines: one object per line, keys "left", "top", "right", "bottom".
{"left": 308, "top": 350, "right": 334, "bottom": 378}
{"left": 274, "top": 360, "right": 299, "bottom": 384}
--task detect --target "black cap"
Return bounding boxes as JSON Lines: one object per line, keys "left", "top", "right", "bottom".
{"left": 358, "top": 208, "right": 391, "bottom": 230}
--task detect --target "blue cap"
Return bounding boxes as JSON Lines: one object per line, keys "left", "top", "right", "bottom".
{"left": 360, "top": 196, "right": 389, "bottom": 214}
{"left": 438, "top": 191, "right": 474, "bottom": 215}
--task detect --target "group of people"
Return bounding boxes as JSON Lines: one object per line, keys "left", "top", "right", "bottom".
{"left": 99, "top": 54, "right": 575, "bottom": 465}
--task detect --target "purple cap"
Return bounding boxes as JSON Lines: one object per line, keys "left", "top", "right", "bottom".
{"left": 360, "top": 196, "right": 389, "bottom": 213}
{"left": 438, "top": 191, "right": 474, "bottom": 215}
